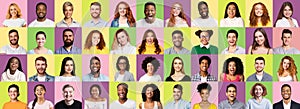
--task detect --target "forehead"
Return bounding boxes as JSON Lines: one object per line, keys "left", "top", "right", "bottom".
{"left": 9, "top": 32, "right": 18, "bottom": 36}
{"left": 283, "top": 33, "right": 292, "bottom": 37}
{"left": 173, "top": 88, "right": 182, "bottom": 92}
{"left": 255, "top": 60, "right": 264, "bottom": 63}
{"left": 145, "top": 5, "right": 155, "bottom": 10}
{"left": 9, "top": 87, "right": 18, "bottom": 91}
{"left": 227, "top": 86, "right": 236, "bottom": 91}
{"left": 37, "top": 4, "right": 46, "bottom": 8}
{"left": 282, "top": 86, "right": 291, "bottom": 91}
{"left": 172, "top": 33, "right": 182, "bottom": 37}
{"left": 64, "top": 31, "right": 73, "bottom": 35}
{"left": 91, "top": 4, "right": 100, "bottom": 8}
{"left": 64, "top": 87, "right": 74, "bottom": 91}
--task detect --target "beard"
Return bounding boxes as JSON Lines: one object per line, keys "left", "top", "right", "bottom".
{"left": 10, "top": 40, "right": 18, "bottom": 45}
{"left": 64, "top": 40, "right": 74, "bottom": 47}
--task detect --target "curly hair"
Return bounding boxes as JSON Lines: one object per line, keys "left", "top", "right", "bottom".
{"left": 169, "top": 57, "right": 185, "bottom": 76}
{"left": 167, "top": 2, "right": 188, "bottom": 27}
{"left": 142, "top": 84, "right": 160, "bottom": 102}
{"left": 222, "top": 57, "right": 244, "bottom": 75}
{"left": 274, "top": 2, "right": 293, "bottom": 27}
{"left": 250, "top": 83, "right": 267, "bottom": 97}
{"left": 251, "top": 28, "right": 271, "bottom": 51}
{"left": 141, "top": 56, "right": 160, "bottom": 74}
{"left": 223, "top": 2, "right": 241, "bottom": 18}
{"left": 197, "top": 82, "right": 212, "bottom": 92}
{"left": 89, "top": 84, "right": 101, "bottom": 96}
{"left": 4, "top": 57, "right": 23, "bottom": 72}
{"left": 249, "top": 2, "right": 270, "bottom": 27}
{"left": 84, "top": 30, "right": 106, "bottom": 50}
{"left": 138, "top": 29, "right": 161, "bottom": 54}
{"left": 6, "top": 3, "right": 22, "bottom": 19}
{"left": 112, "top": 29, "right": 130, "bottom": 50}
{"left": 278, "top": 56, "right": 297, "bottom": 77}
{"left": 113, "top": 1, "right": 136, "bottom": 27}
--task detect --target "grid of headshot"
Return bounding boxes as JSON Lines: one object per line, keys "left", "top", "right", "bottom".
{"left": 1, "top": 0, "right": 300, "bottom": 109}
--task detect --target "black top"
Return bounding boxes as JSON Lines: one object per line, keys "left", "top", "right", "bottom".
{"left": 55, "top": 99, "right": 82, "bottom": 109}
{"left": 273, "top": 100, "right": 300, "bottom": 109}
{"left": 165, "top": 75, "right": 191, "bottom": 81}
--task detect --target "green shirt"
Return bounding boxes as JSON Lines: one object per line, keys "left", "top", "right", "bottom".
{"left": 191, "top": 44, "right": 218, "bottom": 54}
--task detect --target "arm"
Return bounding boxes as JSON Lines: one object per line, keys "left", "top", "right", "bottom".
{"left": 293, "top": 74, "right": 298, "bottom": 81}
{"left": 139, "top": 103, "right": 142, "bottom": 109}
{"left": 248, "top": 46, "right": 252, "bottom": 54}
{"left": 220, "top": 73, "right": 224, "bottom": 81}
{"left": 277, "top": 72, "right": 281, "bottom": 81}
{"left": 104, "top": 98, "right": 107, "bottom": 109}
{"left": 240, "top": 75, "right": 244, "bottom": 82}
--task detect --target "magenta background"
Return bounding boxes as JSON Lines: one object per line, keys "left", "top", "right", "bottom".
{"left": 55, "top": 27, "right": 82, "bottom": 51}
{"left": 109, "top": 0, "right": 136, "bottom": 23}
{"left": 272, "top": 28, "right": 300, "bottom": 50}
{"left": 27, "top": 82, "right": 54, "bottom": 104}
{"left": 136, "top": 55, "right": 164, "bottom": 81}
{"left": 273, "top": 82, "right": 300, "bottom": 103}
{"left": 136, "top": 27, "right": 165, "bottom": 48}
{"left": 0, "top": 55, "right": 27, "bottom": 81}
{"left": 82, "top": 82, "right": 109, "bottom": 107}
{"left": 245, "top": 27, "right": 273, "bottom": 53}
{"left": 0, "top": 0, "right": 28, "bottom": 27}
{"left": 191, "top": 54, "right": 218, "bottom": 81}
{"left": 81, "top": 55, "right": 109, "bottom": 77}
{"left": 191, "top": 82, "right": 218, "bottom": 108}
{"left": 27, "top": 0, "right": 54, "bottom": 24}
{"left": 54, "top": 82, "right": 82, "bottom": 104}
{"left": 218, "top": 82, "right": 245, "bottom": 103}
{"left": 164, "top": 0, "right": 191, "bottom": 26}
{"left": 273, "top": 0, "right": 300, "bottom": 26}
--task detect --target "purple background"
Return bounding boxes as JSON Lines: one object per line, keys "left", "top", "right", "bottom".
{"left": 82, "top": 82, "right": 109, "bottom": 107}
{"left": 218, "top": 82, "right": 245, "bottom": 103}
{"left": 273, "top": 0, "right": 300, "bottom": 25}
{"left": 27, "top": 0, "right": 54, "bottom": 24}
{"left": 136, "top": 55, "right": 164, "bottom": 81}
{"left": 55, "top": 27, "right": 82, "bottom": 51}
{"left": 191, "top": 54, "right": 218, "bottom": 81}
{"left": 164, "top": 0, "right": 191, "bottom": 26}
{"left": 27, "top": 82, "right": 54, "bottom": 104}
{"left": 0, "top": 55, "right": 27, "bottom": 81}
{"left": 246, "top": 27, "right": 273, "bottom": 53}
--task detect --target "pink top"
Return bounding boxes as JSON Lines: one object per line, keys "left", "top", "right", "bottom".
{"left": 223, "top": 73, "right": 241, "bottom": 82}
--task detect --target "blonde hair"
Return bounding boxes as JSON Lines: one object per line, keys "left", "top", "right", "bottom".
{"left": 6, "top": 3, "right": 22, "bottom": 19}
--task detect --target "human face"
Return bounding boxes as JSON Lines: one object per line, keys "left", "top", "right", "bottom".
{"left": 92, "top": 33, "right": 100, "bottom": 46}
{"left": 64, "top": 6, "right": 73, "bottom": 19}
{"left": 173, "top": 88, "right": 182, "bottom": 101}
{"left": 8, "top": 87, "right": 18, "bottom": 100}
{"left": 90, "top": 87, "right": 100, "bottom": 98}
{"left": 199, "top": 4, "right": 208, "bottom": 18}
{"left": 36, "top": 4, "right": 47, "bottom": 19}
{"left": 90, "top": 5, "right": 101, "bottom": 18}
{"left": 64, "top": 60, "right": 74, "bottom": 74}
{"left": 200, "top": 59, "right": 209, "bottom": 72}
{"left": 118, "top": 59, "right": 127, "bottom": 71}
{"left": 255, "top": 60, "right": 264, "bottom": 72}
{"left": 117, "top": 31, "right": 128, "bottom": 46}
{"left": 36, "top": 34, "right": 46, "bottom": 47}
{"left": 227, "top": 4, "right": 236, "bottom": 18}
{"left": 35, "top": 60, "right": 47, "bottom": 74}
{"left": 283, "top": 6, "right": 292, "bottom": 18}
{"left": 118, "top": 3, "right": 127, "bottom": 17}
{"left": 146, "top": 32, "right": 155, "bottom": 44}
{"left": 226, "top": 87, "right": 237, "bottom": 102}
{"left": 9, "top": 32, "right": 19, "bottom": 45}
{"left": 63, "top": 31, "right": 74, "bottom": 47}
{"left": 35, "top": 86, "right": 46, "bottom": 98}
{"left": 145, "top": 5, "right": 156, "bottom": 21}
{"left": 227, "top": 33, "right": 237, "bottom": 46}
{"left": 281, "top": 86, "right": 291, "bottom": 100}
{"left": 173, "top": 59, "right": 183, "bottom": 72}
{"left": 117, "top": 85, "right": 127, "bottom": 100}
{"left": 146, "top": 87, "right": 154, "bottom": 99}
{"left": 63, "top": 87, "right": 74, "bottom": 101}
{"left": 90, "top": 59, "right": 101, "bottom": 73}
{"left": 200, "top": 32, "right": 210, "bottom": 45}
{"left": 147, "top": 63, "right": 154, "bottom": 74}
{"left": 172, "top": 4, "right": 181, "bottom": 17}
{"left": 228, "top": 61, "right": 236, "bottom": 75}
{"left": 254, "top": 4, "right": 263, "bottom": 17}
{"left": 200, "top": 89, "right": 210, "bottom": 101}
{"left": 9, "top": 58, "right": 19, "bottom": 72}
{"left": 9, "top": 6, "right": 18, "bottom": 18}
{"left": 282, "top": 33, "right": 292, "bottom": 46}
{"left": 254, "top": 31, "right": 265, "bottom": 46}
{"left": 254, "top": 85, "right": 263, "bottom": 98}
{"left": 282, "top": 59, "right": 290, "bottom": 70}
{"left": 172, "top": 33, "right": 183, "bottom": 48}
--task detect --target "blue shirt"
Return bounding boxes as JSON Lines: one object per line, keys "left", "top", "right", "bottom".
{"left": 84, "top": 19, "right": 108, "bottom": 27}
{"left": 82, "top": 73, "right": 109, "bottom": 81}
{"left": 29, "top": 73, "right": 55, "bottom": 82}
{"left": 55, "top": 46, "right": 81, "bottom": 54}
{"left": 165, "top": 99, "right": 190, "bottom": 109}
{"left": 219, "top": 99, "right": 245, "bottom": 109}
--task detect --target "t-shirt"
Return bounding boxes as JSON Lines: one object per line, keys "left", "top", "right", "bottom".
{"left": 3, "top": 101, "right": 27, "bottom": 109}
{"left": 28, "top": 100, "right": 53, "bottom": 109}
{"left": 28, "top": 19, "right": 55, "bottom": 27}
{"left": 139, "top": 74, "right": 162, "bottom": 82}
{"left": 109, "top": 99, "right": 136, "bottom": 109}
{"left": 3, "top": 18, "right": 26, "bottom": 27}
{"left": 136, "top": 18, "right": 164, "bottom": 27}
{"left": 54, "top": 100, "right": 82, "bottom": 109}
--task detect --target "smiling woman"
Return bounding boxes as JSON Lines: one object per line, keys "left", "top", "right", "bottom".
{"left": 3, "top": 3, "right": 26, "bottom": 27}
{"left": 166, "top": 57, "right": 190, "bottom": 81}
{"left": 28, "top": 31, "right": 53, "bottom": 54}
{"left": 246, "top": 83, "right": 272, "bottom": 109}
{"left": 28, "top": 84, "right": 54, "bottom": 109}
{"left": 139, "top": 84, "right": 162, "bottom": 109}
{"left": 1, "top": 57, "right": 26, "bottom": 81}
{"left": 84, "top": 84, "right": 107, "bottom": 109}
{"left": 55, "top": 57, "right": 80, "bottom": 81}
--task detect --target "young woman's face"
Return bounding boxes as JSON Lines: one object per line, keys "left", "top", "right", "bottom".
{"left": 64, "top": 60, "right": 74, "bottom": 74}
{"left": 254, "top": 85, "right": 263, "bottom": 98}
{"left": 90, "top": 87, "right": 100, "bottom": 98}
{"left": 200, "top": 89, "right": 210, "bottom": 101}
{"left": 9, "top": 58, "right": 19, "bottom": 72}
{"left": 147, "top": 63, "right": 154, "bottom": 74}
{"left": 254, "top": 4, "right": 263, "bottom": 17}
{"left": 35, "top": 86, "right": 46, "bottom": 98}
{"left": 9, "top": 6, "right": 18, "bottom": 18}
{"left": 64, "top": 6, "right": 73, "bottom": 19}
{"left": 283, "top": 59, "right": 291, "bottom": 70}
{"left": 118, "top": 59, "right": 127, "bottom": 71}
{"left": 117, "top": 31, "right": 128, "bottom": 46}
{"left": 146, "top": 87, "right": 154, "bottom": 99}
{"left": 254, "top": 31, "right": 265, "bottom": 46}
{"left": 172, "top": 4, "right": 181, "bottom": 17}
{"left": 118, "top": 3, "right": 127, "bottom": 17}
{"left": 283, "top": 6, "right": 292, "bottom": 18}
{"left": 92, "top": 33, "right": 100, "bottom": 46}
{"left": 173, "top": 59, "right": 183, "bottom": 72}
{"left": 227, "top": 4, "right": 236, "bottom": 18}
{"left": 146, "top": 32, "right": 155, "bottom": 44}
{"left": 36, "top": 34, "right": 46, "bottom": 47}
{"left": 228, "top": 61, "right": 236, "bottom": 75}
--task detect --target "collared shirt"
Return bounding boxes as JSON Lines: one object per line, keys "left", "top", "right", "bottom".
{"left": 191, "top": 73, "right": 217, "bottom": 82}
{"left": 283, "top": 100, "right": 291, "bottom": 109}
{"left": 219, "top": 99, "right": 245, "bottom": 109}
{"left": 84, "top": 18, "right": 108, "bottom": 27}
{"left": 273, "top": 46, "right": 300, "bottom": 54}
{"left": 56, "top": 19, "right": 80, "bottom": 27}
{"left": 29, "top": 73, "right": 55, "bottom": 82}
{"left": 1, "top": 45, "right": 26, "bottom": 54}
{"left": 55, "top": 46, "right": 81, "bottom": 54}
{"left": 164, "top": 47, "right": 190, "bottom": 54}
{"left": 82, "top": 73, "right": 109, "bottom": 81}
{"left": 165, "top": 99, "right": 190, "bottom": 109}
{"left": 221, "top": 46, "right": 245, "bottom": 54}
{"left": 200, "top": 44, "right": 210, "bottom": 48}
{"left": 246, "top": 72, "right": 273, "bottom": 81}
{"left": 191, "top": 44, "right": 218, "bottom": 54}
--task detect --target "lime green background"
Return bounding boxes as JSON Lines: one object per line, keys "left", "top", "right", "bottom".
{"left": 109, "top": 28, "right": 136, "bottom": 51}
{"left": 273, "top": 55, "right": 300, "bottom": 81}
{"left": 54, "top": 55, "right": 82, "bottom": 79}
{"left": 244, "top": 55, "right": 273, "bottom": 80}
{"left": 109, "top": 82, "right": 136, "bottom": 103}
{"left": 0, "top": 82, "right": 27, "bottom": 108}
{"left": 163, "top": 54, "right": 191, "bottom": 80}
{"left": 163, "top": 82, "right": 191, "bottom": 106}
{"left": 82, "top": 0, "right": 110, "bottom": 25}
{"left": 27, "top": 28, "right": 55, "bottom": 52}
{"left": 191, "top": 0, "right": 218, "bottom": 20}
{"left": 218, "top": 0, "right": 246, "bottom": 26}
{"left": 164, "top": 28, "right": 192, "bottom": 50}
{"left": 245, "top": 82, "right": 272, "bottom": 103}
{"left": 190, "top": 27, "right": 219, "bottom": 50}
{"left": 218, "top": 27, "right": 245, "bottom": 53}
{"left": 136, "top": 0, "right": 164, "bottom": 21}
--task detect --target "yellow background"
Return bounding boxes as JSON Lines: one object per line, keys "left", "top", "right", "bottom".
{"left": 27, "top": 54, "right": 55, "bottom": 80}
{"left": 0, "top": 28, "right": 27, "bottom": 51}
{"left": 109, "top": 54, "right": 137, "bottom": 81}
{"left": 245, "top": 0, "right": 273, "bottom": 27}
{"left": 55, "top": 0, "right": 82, "bottom": 24}
{"left": 81, "top": 27, "right": 110, "bottom": 54}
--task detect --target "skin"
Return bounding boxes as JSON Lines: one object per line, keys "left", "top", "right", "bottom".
{"left": 254, "top": 85, "right": 263, "bottom": 99}
{"left": 90, "top": 87, "right": 100, "bottom": 98}
{"left": 91, "top": 33, "right": 100, "bottom": 46}
{"left": 8, "top": 87, "right": 18, "bottom": 102}
{"left": 282, "top": 59, "right": 290, "bottom": 70}
{"left": 226, "top": 87, "right": 237, "bottom": 104}
{"left": 118, "top": 3, "right": 127, "bottom": 17}
{"left": 254, "top": 4, "right": 263, "bottom": 17}
{"left": 283, "top": 6, "right": 292, "bottom": 18}
{"left": 9, "top": 58, "right": 19, "bottom": 74}
{"left": 172, "top": 33, "right": 183, "bottom": 48}
{"left": 173, "top": 88, "right": 182, "bottom": 102}
{"left": 9, "top": 6, "right": 18, "bottom": 19}
{"left": 117, "top": 31, "right": 128, "bottom": 47}
{"left": 118, "top": 59, "right": 127, "bottom": 73}
{"left": 255, "top": 60, "right": 265, "bottom": 73}
{"left": 90, "top": 5, "right": 101, "bottom": 19}
{"left": 36, "top": 4, "right": 47, "bottom": 21}
{"left": 35, "top": 86, "right": 46, "bottom": 99}
{"left": 199, "top": 88, "right": 212, "bottom": 109}
{"left": 146, "top": 63, "right": 154, "bottom": 75}
{"left": 36, "top": 34, "right": 46, "bottom": 47}
{"left": 173, "top": 59, "right": 183, "bottom": 72}
{"left": 64, "top": 60, "right": 74, "bottom": 76}
{"left": 199, "top": 4, "right": 208, "bottom": 19}
{"left": 63, "top": 31, "right": 74, "bottom": 48}
{"left": 145, "top": 5, "right": 156, "bottom": 23}
{"left": 90, "top": 59, "right": 101, "bottom": 74}
{"left": 172, "top": 4, "right": 181, "bottom": 17}
{"left": 64, "top": 6, "right": 73, "bottom": 19}
{"left": 35, "top": 60, "right": 47, "bottom": 75}
{"left": 63, "top": 87, "right": 74, "bottom": 102}
{"left": 146, "top": 32, "right": 155, "bottom": 44}
{"left": 117, "top": 85, "right": 128, "bottom": 101}
{"left": 227, "top": 5, "right": 236, "bottom": 18}
{"left": 199, "top": 31, "right": 210, "bottom": 45}
{"left": 227, "top": 33, "right": 237, "bottom": 47}
{"left": 199, "top": 59, "right": 209, "bottom": 76}
{"left": 282, "top": 33, "right": 292, "bottom": 47}
{"left": 228, "top": 61, "right": 236, "bottom": 75}
{"left": 9, "top": 32, "right": 19, "bottom": 46}
{"left": 139, "top": 86, "right": 162, "bottom": 109}
{"left": 278, "top": 59, "right": 298, "bottom": 81}
{"left": 248, "top": 31, "right": 273, "bottom": 54}
{"left": 281, "top": 86, "right": 291, "bottom": 101}
{"left": 254, "top": 31, "right": 265, "bottom": 46}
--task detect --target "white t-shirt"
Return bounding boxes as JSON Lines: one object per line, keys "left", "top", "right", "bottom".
{"left": 192, "top": 16, "right": 218, "bottom": 27}
{"left": 220, "top": 17, "right": 244, "bottom": 27}
{"left": 116, "top": 74, "right": 125, "bottom": 82}
{"left": 1, "top": 45, "right": 26, "bottom": 54}
{"left": 139, "top": 74, "right": 162, "bottom": 82}
{"left": 109, "top": 99, "right": 136, "bottom": 109}
{"left": 28, "top": 100, "right": 53, "bottom": 109}
{"left": 28, "top": 18, "right": 55, "bottom": 27}
{"left": 55, "top": 76, "right": 81, "bottom": 82}
{"left": 37, "top": 76, "right": 46, "bottom": 81}
{"left": 3, "top": 18, "right": 26, "bottom": 27}
{"left": 136, "top": 18, "right": 164, "bottom": 27}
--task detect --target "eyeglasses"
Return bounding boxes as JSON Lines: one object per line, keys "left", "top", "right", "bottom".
{"left": 118, "top": 62, "right": 126, "bottom": 65}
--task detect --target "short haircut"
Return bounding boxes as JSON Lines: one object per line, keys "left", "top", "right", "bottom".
{"left": 198, "top": 1, "right": 208, "bottom": 10}
{"left": 250, "top": 83, "right": 267, "bottom": 97}
{"left": 144, "top": 2, "right": 156, "bottom": 10}
{"left": 90, "top": 2, "right": 101, "bottom": 7}
{"left": 226, "top": 84, "right": 237, "bottom": 92}
{"left": 116, "top": 56, "right": 130, "bottom": 71}
{"left": 36, "top": 2, "right": 47, "bottom": 10}
{"left": 226, "top": 29, "right": 238, "bottom": 39}
{"left": 172, "top": 30, "right": 183, "bottom": 37}
{"left": 90, "top": 56, "right": 101, "bottom": 65}
{"left": 117, "top": 83, "right": 128, "bottom": 92}
{"left": 89, "top": 84, "right": 101, "bottom": 96}
{"left": 35, "top": 56, "right": 47, "bottom": 64}
{"left": 63, "top": 28, "right": 74, "bottom": 36}
{"left": 9, "top": 29, "right": 19, "bottom": 37}
{"left": 173, "top": 84, "right": 183, "bottom": 91}
{"left": 195, "top": 30, "right": 213, "bottom": 38}
{"left": 197, "top": 82, "right": 212, "bottom": 92}
{"left": 63, "top": 1, "right": 73, "bottom": 11}
{"left": 141, "top": 56, "right": 160, "bottom": 73}
{"left": 36, "top": 31, "right": 46, "bottom": 39}
{"left": 62, "top": 84, "right": 74, "bottom": 91}
{"left": 281, "top": 84, "right": 291, "bottom": 92}
{"left": 199, "top": 56, "right": 211, "bottom": 67}
{"left": 281, "top": 29, "right": 292, "bottom": 40}
{"left": 255, "top": 57, "right": 265, "bottom": 64}
{"left": 8, "top": 84, "right": 20, "bottom": 97}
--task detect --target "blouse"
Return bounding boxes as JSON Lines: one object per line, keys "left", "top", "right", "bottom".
{"left": 55, "top": 76, "right": 81, "bottom": 81}
{"left": 193, "top": 103, "right": 217, "bottom": 109}
{"left": 220, "top": 17, "right": 244, "bottom": 27}
{"left": 275, "top": 17, "right": 299, "bottom": 27}
{"left": 84, "top": 99, "right": 107, "bottom": 109}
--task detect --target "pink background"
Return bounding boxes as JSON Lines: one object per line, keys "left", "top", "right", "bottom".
{"left": 109, "top": 0, "right": 136, "bottom": 23}
{"left": 136, "top": 27, "right": 165, "bottom": 48}
{"left": 81, "top": 55, "right": 109, "bottom": 77}
{"left": 191, "top": 82, "right": 218, "bottom": 108}
{"left": 273, "top": 82, "right": 300, "bottom": 103}
{"left": 0, "top": 0, "right": 28, "bottom": 27}
{"left": 272, "top": 28, "right": 300, "bottom": 50}
{"left": 54, "top": 82, "right": 82, "bottom": 104}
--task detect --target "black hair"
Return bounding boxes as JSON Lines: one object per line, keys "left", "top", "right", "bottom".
{"left": 62, "top": 84, "right": 74, "bottom": 91}
{"left": 8, "top": 29, "right": 19, "bottom": 37}
{"left": 63, "top": 28, "right": 74, "bottom": 36}
{"left": 141, "top": 56, "right": 160, "bottom": 73}
{"left": 8, "top": 84, "right": 20, "bottom": 97}
{"left": 117, "top": 83, "right": 128, "bottom": 93}
{"left": 198, "top": 1, "right": 208, "bottom": 10}
{"left": 90, "top": 84, "right": 101, "bottom": 96}
{"left": 224, "top": 2, "right": 241, "bottom": 18}
{"left": 226, "top": 29, "right": 238, "bottom": 39}
{"left": 142, "top": 84, "right": 160, "bottom": 102}
{"left": 255, "top": 57, "right": 265, "bottom": 64}
{"left": 199, "top": 56, "right": 211, "bottom": 67}
{"left": 36, "top": 2, "right": 47, "bottom": 10}
{"left": 281, "top": 84, "right": 291, "bottom": 92}
{"left": 116, "top": 56, "right": 130, "bottom": 71}
{"left": 144, "top": 2, "right": 156, "bottom": 10}
{"left": 36, "top": 31, "right": 46, "bottom": 39}
{"left": 173, "top": 84, "right": 183, "bottom": 91}
{"left": 197, "top": 82, "right": 212, "bottom": 92}
{"left": 59, "top": 57, "right": 76, "bottom": 76}
{"left": 281, "top": 29, "right": 292, "bottom": 40}
{"left": 4, "top": 57, "right": 23, "bottom": 72}
{"left": 32, "top": 84, "right": 46, "bottom": 109}
{"left": 226, "top": 84, "right": 237, "bottom": 92}
{"left": 172, "top": 30, "right": 183, "bottom": 37}
{"left": 222, "top": 57, "right": 244, "bottom": 75}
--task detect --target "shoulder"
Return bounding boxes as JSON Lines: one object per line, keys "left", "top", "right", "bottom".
{"left": 165, "top": 76, "right": 173, "bottom": 81}
{"left": 182, "top": 75, "right": 191, "bottom": 81}
{"left": 28, "top": 49, "right": 34, "bottom": 54}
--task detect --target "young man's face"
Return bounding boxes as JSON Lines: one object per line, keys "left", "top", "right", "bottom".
{"left": 35, "top": 60, "right": 47, "bottom": 74}
{"left": 9, "top": 32, "right": 19, "bottom": 45}
{"left": 145, "top": 5, "right": 156, "bottom": 21}
{"left": 8, "top": 87, "right": 18, "bottom": 100}
{"left": 63, "top": 87, "right": 74, "bottom": 101}
{"left": 281, "top": 86, "right": 291, "bottom": 100}
{"left": 117, "top": 85, "right": 127, "bottom": 100}
{"left": 282, "top": 33, "right": 292, "bottom": 46}
{"left": 254, "top": 60, "right": 265, "bottom": 72}
{"left": 90, "top": 59, "right": 101, "bottom": 73}
{"left": 63, "top": 31, "right": 74, "bottom": 47}
{"left": 199, "top": 4, "right": 208, "bottom": 18}
{"left": 90, "top": 5, "right": 101, "bottom": 18}
{"left": 226, "top": 87, "right": 237, "bottom": 102}
{"left": 199, "top": 59, "right": 209, "bottom": 72}
{"left": 173, "top": 88, "right": 182, "bottom": 101}
{"left": 36, "top": 4, "right": 47, "bottom": 19}
{"left": 172, "top": 33, "right": 183, "bottom": 48}
{"left": 227, "top": 33, "right": 237, "bottom": 46}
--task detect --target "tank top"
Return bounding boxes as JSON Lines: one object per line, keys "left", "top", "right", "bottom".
{"left": 142, "top": 101, "right": 158, "bottom": 109}
{"left": 223, "top": 73, "right": 241, "bottom": 82}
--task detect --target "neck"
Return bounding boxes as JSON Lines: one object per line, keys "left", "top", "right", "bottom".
{"left": 119, "top": 16, "right": 127, "bottom": 20}
{"left": 201, "top": 15, "right": 209, "bottom": 19}
{"left": 10, "top": 70, "right": 16, "bottom": 75}
{"left": 64, "top": 17, "right": 72, "bottom": 22}
{"left": 10, "top": 99, "right": 18, "bottom": 102}
{"left": 256, "top": 71, "right": 264, "bottom": 75}
{"left": 200, "top": 71, "right": 208, "bottom": 77}
{"left": 92, "top": 72, "right": 100, "bottom": 78}
{"left": 283, "top": 99, "right": 291, "bottom": 104}
{"left": 146, "top": 99, "right": 153, "bottom": 102}
{"left": 145, "top": 18, "right": 155, "bottom": 24}
{"left": 255, "top": 96, "right": 263, "bottom": 102}
{"left": 119, "top": 70, "right": 125, "bottom": 74}
{"left": 36, "top": 46, "right": 45, "bottom": 50}
{"left": 37, "top": 97, "right": 45, "bottom": 102}
{"left": 92, "top": 17, "right": 100, "bottom": 23}
{"left": 10, "top": 44, "right": 19, "bottom": 48}
{"left": 173, "top": 46, "right": 183, "bottom": 52}
{"left": 37, "top": 17, "right": 46, "bottom": 22}
{"left": 147, "top": 73, "right": 154, "bottom": 76}
{"left": 118, "top": 98, "right": 128, "bottom": 104}
{"left": 65, "top": 99, "right": 74, "bottom": 106}
{"left": 174, "top": 98, "right": 181, "bottom": 103}
{"left": 63, "top": 73, "right": 72, "bottom": 77}
{"left": 229, "top": 99, "right": 235, "bottom": 104}
{"left": 64, "top": 46, "right": 72, "bottom": 51}
{"left": 228, "top": 45, "right": 237, "bottom": 50}
{"left": 37, "top": 72, "right": 46, "bottom": 77}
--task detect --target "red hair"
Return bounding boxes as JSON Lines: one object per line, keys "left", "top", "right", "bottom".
{"left": 167, "top": 2, "right": 188, "bottom": 27}
{"left": 249, "top": 2, "right": 270, "bottom": 27}
{"left": 113, "top": 1, "right": 136, "bottom": 27}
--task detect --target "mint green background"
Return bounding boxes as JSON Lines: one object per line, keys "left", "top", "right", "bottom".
{"left": 245, "top": 82, "right": 272, "bottom": 103}
{"left": 273, "top": 55, "right": 300, "bottom": 81}
{"left": 82, "top": 0, "right": 110, "bottom": 25}
{"left": 218, "top": 27, "right": 245, "bottom": 53}
{"left": 136, "top": 0, "right": 164, "bottom": 21}
{"left": 218, "top": 0, "right": 246, "bottom": 26}
{"left": 163, "top": 54, "right": 191, "bottom": 80}
{"left": 109, "top": 28, "right": 136, "bottom": 51}
{"left": 27, "top": 28, "right": 55, "bottom": 52}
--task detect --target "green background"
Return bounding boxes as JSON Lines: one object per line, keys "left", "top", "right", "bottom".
{"left": 245, "top": 82, "right": 273, "bottom": 103}
{"left": 82, "top": 0, "right": 110, "bottom": 26}
{"left": 27, "top": 28, "right": 55, "bottom": 52}
{"left": 163, "top": 54, "right": 191, "bottom": 80}
{"left": 164, "top": 27, "right": 192, "bottom": 50}
{"left": 218, "top": 27, "right": 245, "bottom": 53}
{"left": 136, "top": 0, "right": 164, "bottom": 21}
{"left": 109, "top": 28, "right": 136, "bottom": 51}
{"left": 273, "top": 55, "right": 300, "bottom": 81}
{"left": 218, "top": 0, "right": 246, "bottom": 26}
{"left": 54, "top": 55, "right": 83, "bottom": 79}
{"left": 0, "top": 82, "right": 27, "bottom": 108}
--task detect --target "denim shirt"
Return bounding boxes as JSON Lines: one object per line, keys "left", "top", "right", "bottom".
{"left": 111, "top": 18, "right": 133, "bottom": 27}
{"left": 29, "top": 73, "right": 55, "bottom": 82}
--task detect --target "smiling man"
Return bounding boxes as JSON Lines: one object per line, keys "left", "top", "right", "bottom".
{"left": 165, "top": 30, "right": 190, "bottom": 54}
{"left": 136, "top": 2, "right": 163, "bottom": 27}
{"left": 221, "top": 29, "right": 245, "bottom": 54}
{"left": 273, "top": 84, "right": 300, "bottom": 109}
{"left": 2, "top": 84, "right": 27, "bottom": 109}
{"left": 28, "top": 2, "right": 54, "bottom": 27}
{"left": 165, "top": 84, "right": 190, "bottom": 109}
{"left": 273, "top": 29, "right": 300, "bottom": 54}
{"left": 110, "top": 83, "right": 136, "bottom": 109}
{"left": 246, "top": 57, "right": 272, "bottom": 81}
{"left": 84, "top": 2, "right": 108, "bottom": 27}
{"left": 192, "top": 56, "right": 216, "bottom": 82}
{"left": 55, "top": 84, "right": 82, "bottom": 109}
{"left": 192, "top": 1, "right": 217, "bottom": 27}
{"left": 1, "top": 29, "right": 26, "bottom": 54}
{"left": 82, "top": 56, "right": 109, "bottom": 81}
{"left": 55, "top": 29, "right": 81, "bottom": 54}
{"left": 191, "top": 29, "right": 218, "bottom": 54}
{"left": 29, "top": 56, "right": 55, "bottom": 82}
{"left": 219, "top": 84, "right": 245, "bottom": 109}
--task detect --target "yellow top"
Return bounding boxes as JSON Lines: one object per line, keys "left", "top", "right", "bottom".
{"left": 83, "top": 46, "right": 109, "bottom": 54}
{"left": 193, "top": 103, "right": 217, "bottom": 109}
{"left": 137, "top": 43, "right": 164, "bottom": 54}
{"left": 252, "top": 21, "right": 272, "bottom": 27}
